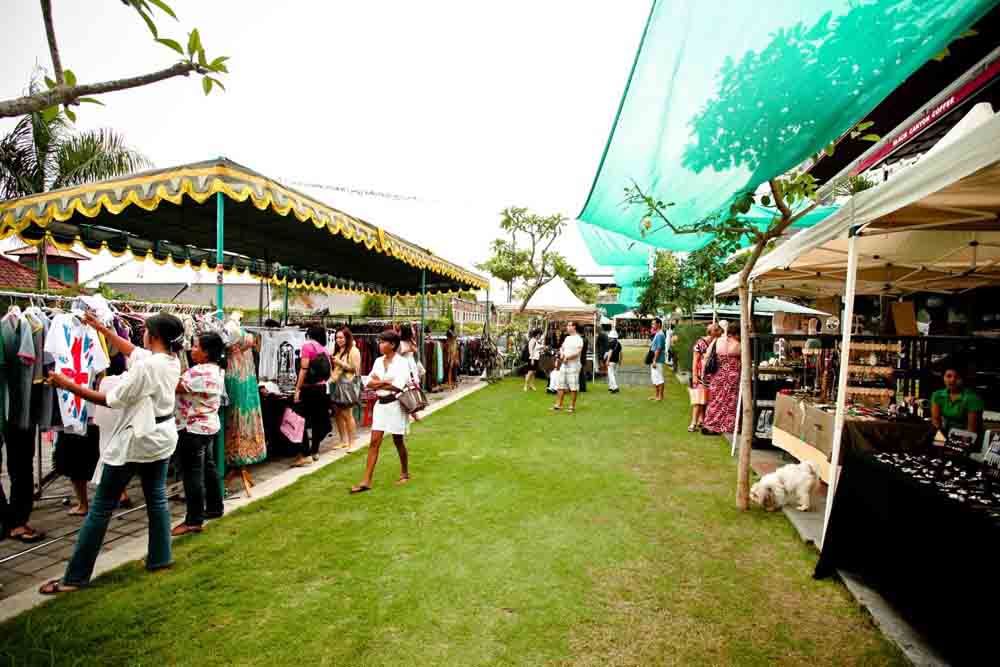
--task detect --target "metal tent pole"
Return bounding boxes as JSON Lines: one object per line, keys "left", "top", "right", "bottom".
{"left": 215, "top": 192, "right": 226, "bottom": 498}
{"left": 390, "top": 293, "right": 395, "bottom": 319}
{"left": 419, "top": 270, "right": 427, "bottom": 365}
{"left": 282, "top": 282, "right": 289, "bottom": 326}
{"left": 821, "top": 223, "right": 861, "bottom": 548}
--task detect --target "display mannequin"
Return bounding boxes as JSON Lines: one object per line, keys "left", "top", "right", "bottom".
{"left": 223, "top": 311, "right": 266, "bottom": 496}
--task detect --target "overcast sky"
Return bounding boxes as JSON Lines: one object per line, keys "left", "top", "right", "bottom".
{"left": 1, "top": 1, "right": 649, "bottom": 286}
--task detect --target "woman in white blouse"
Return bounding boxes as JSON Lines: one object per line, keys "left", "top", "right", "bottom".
{"left": 351, "top": 330, "right": 411, "bottom": 493}
{"left": 40, "top": 312, "right": 183, "bottom": 594}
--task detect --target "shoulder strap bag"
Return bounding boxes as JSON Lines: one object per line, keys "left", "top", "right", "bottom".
{"left": 703, "top": 339, "right": 720, "bottom": 375}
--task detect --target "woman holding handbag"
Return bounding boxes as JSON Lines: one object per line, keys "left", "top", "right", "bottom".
{"left": 330, "top": 327, "right": 361, "bottom": 449}
{"left": 351, "top": 330, "right": 411, "bottom": 494}
{"left": 291, "top": 326, "right": 333, "bottom": 467}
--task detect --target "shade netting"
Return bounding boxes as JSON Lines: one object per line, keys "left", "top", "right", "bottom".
{"left": 579, "top": 0, "right": 997, "bottom": 251}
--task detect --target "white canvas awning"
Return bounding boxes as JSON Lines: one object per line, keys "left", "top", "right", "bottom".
{"left": 495, "top": 276, "right": 597, "bottom": 319}
{"left": 716, "top": 108, "right": 1000, "bottom": 298}
{"left": 693, "top": 297, "right": 829, "bottom": 318}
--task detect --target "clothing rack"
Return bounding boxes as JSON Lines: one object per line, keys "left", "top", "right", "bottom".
{"left": 0, "top": 289, "right": 215, "bottom": 313}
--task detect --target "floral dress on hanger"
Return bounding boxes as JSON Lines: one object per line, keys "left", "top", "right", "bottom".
{"left": 223, "top": 321, "right": 267, "bottom": 466}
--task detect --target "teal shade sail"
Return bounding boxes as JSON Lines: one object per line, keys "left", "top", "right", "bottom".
{"left": 579, "top": 0, "right": 997, "bottom": 250}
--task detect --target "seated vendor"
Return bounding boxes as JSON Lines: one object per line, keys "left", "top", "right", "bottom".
{"left": 931, "top": 365, "right": 983, "bottom": 440}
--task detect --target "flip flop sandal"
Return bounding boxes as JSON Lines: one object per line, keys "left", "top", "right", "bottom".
{"left": 395, "top": 476, "right": 411, "bottom": 486}
{"left": 566, "top": 408, "right": 575, "bottom": 414}
{"left": 687, "top": 425, "right": 697, "bottom": 432}
{"left": 10, "top": 530, "right": 46, "bottom": 544}
{"left": 551, "top": 406, "right": 562, "bottom": 412}
{"left": 67, "top": 508, "right": 88, "bottom": 517}
{"left": 350, "top": 484, "right": 372, "bottom": 494}
{"left": 39, "top": 580, "right": 79, "bottom": 596}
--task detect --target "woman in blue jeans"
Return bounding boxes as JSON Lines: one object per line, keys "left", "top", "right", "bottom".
{"left": 40, "top": 312, "right": 183, "bottom": 595}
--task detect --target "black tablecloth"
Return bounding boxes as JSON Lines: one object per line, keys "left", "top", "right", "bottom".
{"left": 842, "top": 419, "right": 936, "bottom": 455}
{"left": 815, "top": 451, "right": 1000, "bottom": 664}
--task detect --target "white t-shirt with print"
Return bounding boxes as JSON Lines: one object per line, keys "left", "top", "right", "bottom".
{"left": 44, "top": 313, "right": 110, "bottom": 434}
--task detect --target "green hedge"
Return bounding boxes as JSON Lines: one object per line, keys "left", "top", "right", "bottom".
{"left": 672, "top": 324, "right": 707, "bottom": 374}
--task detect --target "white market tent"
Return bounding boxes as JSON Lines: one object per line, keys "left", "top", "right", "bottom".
{"left": 496, "top": 276, "right": 597, "bottom": 320}
{"left": 714, "top": 108, "right": 1000, "bottom": 547}
{"left": 716, "top": 108, "right": 1000, "bottom": 298}
{"left": 497, "top": 276, "right": 600, "bottom": 379}
{"left": 693, "top": 297, "right": 830, "bottom": 318}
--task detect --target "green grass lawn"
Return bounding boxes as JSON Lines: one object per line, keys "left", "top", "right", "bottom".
{"left": 0, "top": 380, "right": 904, "bottom": 666}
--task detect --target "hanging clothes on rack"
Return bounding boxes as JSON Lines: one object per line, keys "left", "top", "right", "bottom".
{"left": 223, "top": 318, "right": 267, "bottom": 467}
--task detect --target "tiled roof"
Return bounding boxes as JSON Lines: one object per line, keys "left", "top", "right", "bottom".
{"left": 0, "top": 254, "right": 68, "bottom": 291}
{"left": 7, "top": 244, "right": 89, "bottom": 260}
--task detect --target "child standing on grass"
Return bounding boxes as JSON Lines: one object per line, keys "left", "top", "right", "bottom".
{"left": 172, "top": 332, "right": 227, "bottom": 536}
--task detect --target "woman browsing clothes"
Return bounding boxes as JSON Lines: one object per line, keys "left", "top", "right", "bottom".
{"left": 291, "top": 326, "right": 333, "bottom": 467}
{"left": 701, "top": 321, "right": 741, "bottom": 436}
{"left": 40, "top": 312, "right": 183, "bottom": 595}
{"left": 330, "top": 327, "right": 361, "bottom": 449}
{"left": 351, "top": 330, "right": 411, "bottom": 493}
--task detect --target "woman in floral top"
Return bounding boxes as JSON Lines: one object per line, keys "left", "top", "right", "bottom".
{"left": 172, "top": 332, "right": 226, "bottom": 536}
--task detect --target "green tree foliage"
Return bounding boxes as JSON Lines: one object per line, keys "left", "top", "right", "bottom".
{"left": 636, "top": 242, "right": 752, "bottom": 318}
{"left": 564, "top": 272, "right": 599, "bottom": 305}
{"left": 478, "top": 207, "right": 581, "bottom": 313}
{"left": 360, "top": 294, "right": 386, "bottom": 318}
{"left": 1, "top": 0, "right": 228, "bottom": 120}
{"left": 0, "top": 98, "right": 151, "bottom": 288}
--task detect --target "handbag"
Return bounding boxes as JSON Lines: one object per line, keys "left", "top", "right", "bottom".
{"left": 333, "top": 375, "right": 361, "bottom": 407}
{"left": 644, "top": 349, "right": 655, "bottom": 365}
{"left": 396, "top": 383, "right": 428, "bottom": 414}
{"left": 703, "top": 340, "right": 719, "bottom": 375}
{"left": 279, "top": 407, "right": 305, "bottom": 444}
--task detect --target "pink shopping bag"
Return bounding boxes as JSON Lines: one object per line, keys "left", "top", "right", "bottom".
{"left": 280, "top": 407, "right": 305, "bottom": 444}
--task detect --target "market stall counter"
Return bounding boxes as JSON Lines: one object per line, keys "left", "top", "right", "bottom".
{"left": 815, "top": 447, "right": 1000, "bottom": 665}
{"left": 772, "top": 392, "right": 937, "bottom": 483}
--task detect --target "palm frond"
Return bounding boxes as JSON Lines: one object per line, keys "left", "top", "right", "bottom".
{"left": 52, "top": 128, "right": 152, "bottom": 190}
{"left": 0, "top": 116, "right": 41, "bottom": 199}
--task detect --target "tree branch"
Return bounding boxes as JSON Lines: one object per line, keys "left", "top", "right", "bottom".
{"left": 0, "top": 61, "right": 197, "bottom": 119}
{"left": 768, "top": 178, "right": 792, "bottom": 220}
{"left": 40, "top": 0, "right": 64, "bottom": 83}
{"left": 788, "top": 200, "right": 820, "bottom": 225}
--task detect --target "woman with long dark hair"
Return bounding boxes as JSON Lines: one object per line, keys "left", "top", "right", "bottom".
{"left": 331, "top": 327, "right": 361, "bottom": 448}
{"left": 41, "top": 312, "right": 184, "bottom": 594}
{"left": 291, "top": 326, "right": 333, "bottom": 466}
{"left": 351, "top": 330, "right": 410, "bottom": 493}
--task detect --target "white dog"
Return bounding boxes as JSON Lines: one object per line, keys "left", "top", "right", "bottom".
{"left": 750, "top": 461, "right": 819, "bottom": 512}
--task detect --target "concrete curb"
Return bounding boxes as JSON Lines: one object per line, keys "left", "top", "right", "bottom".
{"left": 0, "top": 381, "right": 487, "bottom": 624}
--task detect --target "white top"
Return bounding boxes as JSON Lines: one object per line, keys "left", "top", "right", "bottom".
{"left": 560, "top": 334, "right": 584, "bottom": 368}
{"left": 368, "top": 353, "right": 412, "bottom": 396}
{"left": 95, "top": 348, "right": 181, "bottom": 468}
{"left": 528, "top": 337, "right": 542, "bottom": 361}
{"left": 45, "top": 313, "right": 110, "bottom": 434}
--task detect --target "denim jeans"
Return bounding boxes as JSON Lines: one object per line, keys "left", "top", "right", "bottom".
{"left": 178, "top": 430, "right": 224, "bottom": 526}
{"left": 63, "top": 458, "right": 172, "bottom": 586}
